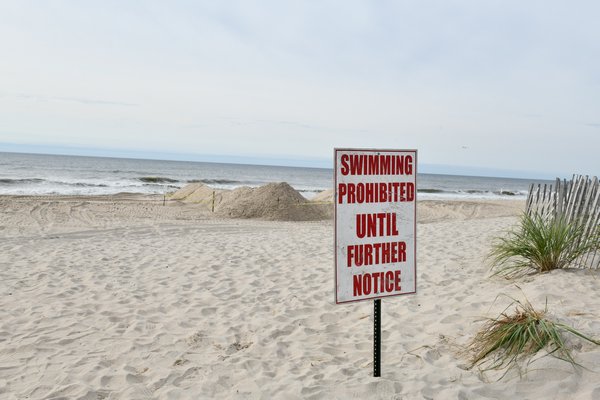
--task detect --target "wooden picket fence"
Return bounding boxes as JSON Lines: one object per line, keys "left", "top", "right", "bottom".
{"left": 525, "top": 175, "right": 600, "bottom": 269}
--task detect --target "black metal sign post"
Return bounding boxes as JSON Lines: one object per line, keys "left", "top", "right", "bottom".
{"left": 374, "top": 299, "right": 381, "bottom": 377}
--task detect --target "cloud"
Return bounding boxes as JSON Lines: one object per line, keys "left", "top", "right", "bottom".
{"left": 1, "top": 92, "right": 138, "bottom": 107}
{"left": 53, "top": 96, "right": 138, "bottom": 107}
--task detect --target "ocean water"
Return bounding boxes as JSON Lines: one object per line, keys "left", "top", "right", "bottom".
{"left": 0, "top": 152, "right": 553, "bottom": 199}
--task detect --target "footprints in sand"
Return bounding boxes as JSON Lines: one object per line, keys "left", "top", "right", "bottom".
{"left": 9, "top": 203, "right": 596, "bottom": 398}
{"left": 25, "top": 201, "right": 98, "bottom": 234}
{"left": 200, "top": 307, "right": 217, "bottom": 316}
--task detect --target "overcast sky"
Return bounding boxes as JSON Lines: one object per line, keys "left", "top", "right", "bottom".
{"left": 1, "top": 1, "right": 599, "bottom": 178}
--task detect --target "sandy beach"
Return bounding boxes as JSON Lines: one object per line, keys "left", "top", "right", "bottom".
{"left": 1, "top": 195, "right": 600, "bottom": 399}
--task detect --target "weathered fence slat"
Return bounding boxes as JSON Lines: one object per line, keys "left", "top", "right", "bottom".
{"left": 582, "top": 181, "right": 600, "bottom": 268}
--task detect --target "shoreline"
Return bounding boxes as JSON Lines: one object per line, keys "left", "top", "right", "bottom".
{"left": 0, "top": 191, "right": 530, "bottom": 201}
{"left": 0, "top": 193, "right": 526, "bottom": 204}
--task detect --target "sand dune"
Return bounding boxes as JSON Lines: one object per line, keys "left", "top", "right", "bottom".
{"left": 171, "top": 182, "right": 332, "bottom": 221}
{"left": 1, "top": 195, "right": 599, "bottom": 399}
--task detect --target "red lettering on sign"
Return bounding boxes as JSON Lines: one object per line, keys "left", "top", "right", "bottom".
{"left": 356, "top": 213, "right": 399, "bottom": 238}
{"left": 337, "top": 182, "right": 415, "bottom": 204}
{"left": 347, "top": 241, "right": 407, "bottom": 267}
{"left": 352, "top": 270, "right": 402, "bottom": 296}
{"left": 340, "top": 154, "right": 350, "bottom": 176}
{"left": 342, "top": 154, "right": 413, "bottom": 176}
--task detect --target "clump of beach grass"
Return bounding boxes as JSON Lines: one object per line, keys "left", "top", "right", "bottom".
{"left": 489, "top": 213, "right": 600, "bottom": 278}
{"left": 469, "top": 294, "right": 600, "bottom": 377}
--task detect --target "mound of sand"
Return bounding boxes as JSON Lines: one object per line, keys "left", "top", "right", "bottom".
{"left": 311, "top": 189, "right": 334, "bottom": 203}
{"left": 170, "top": 182, "right": 333, "bottom": 220}
{"left": 169, "top": 183, "right": 224, "bottom": 210}
{"left": 417, "top": 199, "right": 524, "bottom": 223}
{"left": 169, "top": 183, "right": 203, "bottom": 200}
{"left": 216, "top": 182, "right": 329, "bottom": 221}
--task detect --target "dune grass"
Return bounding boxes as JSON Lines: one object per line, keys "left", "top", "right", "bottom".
{"left": 489, "top": 213, "right": 600, "bottom": 278}
{"left": 469, "top": 295, "right": 600, "bottom": 376}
